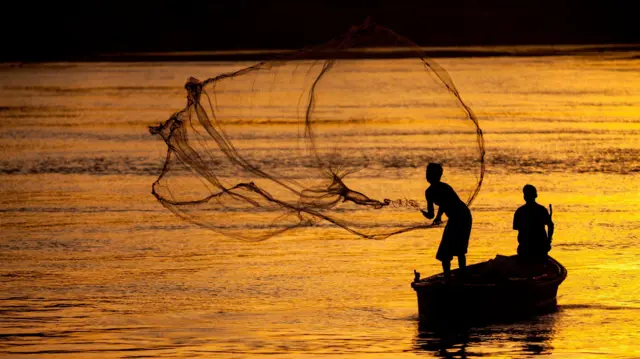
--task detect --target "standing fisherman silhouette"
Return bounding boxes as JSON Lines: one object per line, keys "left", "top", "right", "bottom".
{"left": 513, "top": 184, "right": 554, "bottom": 260}
{"left": 421, "top": 163, "right": 473, "bottom": 279}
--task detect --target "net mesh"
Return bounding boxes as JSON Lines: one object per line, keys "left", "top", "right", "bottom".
{"left": 150, "top": 22, "right": 485, "bottom": 241}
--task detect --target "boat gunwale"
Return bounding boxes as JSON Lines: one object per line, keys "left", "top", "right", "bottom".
{"left": 411, "top": 255, "right": 567, "bottom": 290}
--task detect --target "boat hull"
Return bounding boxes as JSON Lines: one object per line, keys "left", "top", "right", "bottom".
{"left": 412, "top": 255, "right": 567, "bottom": 325}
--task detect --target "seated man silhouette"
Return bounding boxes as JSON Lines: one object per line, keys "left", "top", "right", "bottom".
{"left": 513, "top": 184, "right": 554, "bottom": 260}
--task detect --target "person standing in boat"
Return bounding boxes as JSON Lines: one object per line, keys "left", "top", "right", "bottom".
{"left": 421, "top": 163, "right": 473, "bottom": 279}
{"left": 513, "top": 184, "right": 554, "bottom": 259}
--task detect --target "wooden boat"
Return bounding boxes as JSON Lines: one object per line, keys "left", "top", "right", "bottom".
{"left": 411, "top": 255, "right": 567, "bottom": 325}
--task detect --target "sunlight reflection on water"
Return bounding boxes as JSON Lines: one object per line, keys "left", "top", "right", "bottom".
{"left": 1, "top": 56, "right": 639, "bottom": 357}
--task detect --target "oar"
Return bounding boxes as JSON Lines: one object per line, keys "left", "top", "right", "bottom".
{"left": 548, "top": 204, "right": 554, "bottom": 245}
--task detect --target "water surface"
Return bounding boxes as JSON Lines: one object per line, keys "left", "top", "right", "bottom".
{"left": 1, "top": 56, "right": 639, "bottom": 358}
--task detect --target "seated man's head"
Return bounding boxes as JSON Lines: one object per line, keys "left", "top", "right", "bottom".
{"left": 426, "top": 163, "right": 443, "bottom": 184}
{"left": 523, "top": 184, "right": 537, "bottom": 203}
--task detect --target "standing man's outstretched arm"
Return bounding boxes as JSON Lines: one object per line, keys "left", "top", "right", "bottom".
{"left": 421, "top": 195, "right": 435, "bottom": 219}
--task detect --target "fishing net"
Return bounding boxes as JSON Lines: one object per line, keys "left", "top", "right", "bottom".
{"left": 149, "top": 22, "right": 484, "bottom": 241}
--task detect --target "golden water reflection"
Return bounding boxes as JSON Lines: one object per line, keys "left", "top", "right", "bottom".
{"left": 1, "top": 56, "right": 639, "bottom": 357}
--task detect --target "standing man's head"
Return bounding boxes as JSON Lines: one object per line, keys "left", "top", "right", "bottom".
{"left": 523, "top": 184, "right": 537, "bottom": 203}
{"left": 426, "top": 163, "right": 443, "bottom": 184}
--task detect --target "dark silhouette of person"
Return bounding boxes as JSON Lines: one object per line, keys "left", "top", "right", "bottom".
{"left": 513, "top": 184, "right": 554, "bottom": 259}
{"left": 421, "top": 163, "right": 472, "bottom": 278}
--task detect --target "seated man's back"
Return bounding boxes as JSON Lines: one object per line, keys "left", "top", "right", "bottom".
{"left": 513, "top": 185, "right": 553, "bottom": 258}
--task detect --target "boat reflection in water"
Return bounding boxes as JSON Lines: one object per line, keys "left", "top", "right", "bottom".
{"left": 413, "top": 312, "right": 558, "bottom": 358}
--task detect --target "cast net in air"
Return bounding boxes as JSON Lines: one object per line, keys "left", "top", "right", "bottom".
{"left": 149, "top": 22, "right": 485, "bottom": 241}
